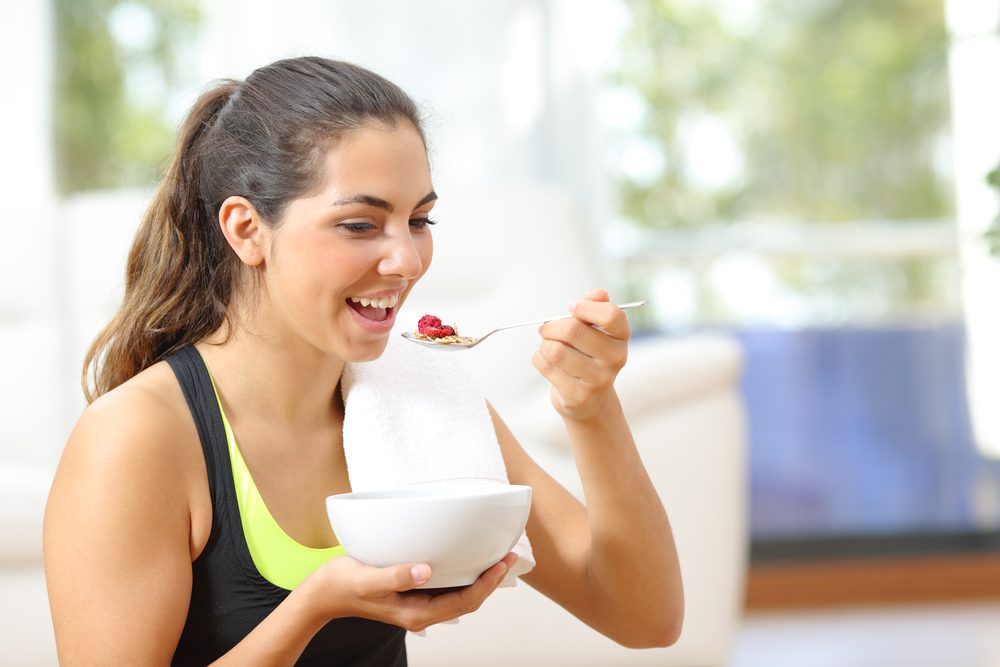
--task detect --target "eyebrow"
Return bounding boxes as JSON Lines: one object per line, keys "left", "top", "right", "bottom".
{"left": 330, "top": 191, "right": 437, "bottom": 212}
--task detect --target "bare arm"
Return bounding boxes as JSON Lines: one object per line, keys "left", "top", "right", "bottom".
{"left": 493, "top": 289, "right": 684, "bottom": 648}
{"left": 44, "top": 387, "right": 196, "bottom": 664}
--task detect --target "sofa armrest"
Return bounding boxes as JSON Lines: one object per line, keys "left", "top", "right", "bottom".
{"left": 617, "top": 333, "right": 743, "bottom": 416}
{"left": 502, "top": 333, "right": 744, "bottom": 455}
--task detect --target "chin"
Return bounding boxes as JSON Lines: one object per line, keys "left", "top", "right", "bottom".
{"left": 342, "top": 337, "right": 391, "bottom": 363}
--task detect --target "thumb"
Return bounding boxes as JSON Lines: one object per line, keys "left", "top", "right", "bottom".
{"left": 357, "top": 562, "right": 432, "bottom": 596}
{"left": 383, "top": 563, "right": 432, "bottom": 593}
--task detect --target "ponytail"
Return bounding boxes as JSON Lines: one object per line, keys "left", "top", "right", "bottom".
{"left": 82, "top": 82, "right": 239, "bottom": 402}
{"left": 82, "top": 57, "right": 426, "bottom": 402}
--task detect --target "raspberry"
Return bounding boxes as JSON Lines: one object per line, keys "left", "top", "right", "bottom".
{"left": 426, "top": 325, "right": 455, "bottom": 338}
{"left": 417, "top": 314, "right": 455, "bottom": 338}
{"left": 417, "top": 314, "right": 441, "bottom": 333}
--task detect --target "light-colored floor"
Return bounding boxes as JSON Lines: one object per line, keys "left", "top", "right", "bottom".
{"left": 729, "top": 601, "right": 1000, "bottom": 667}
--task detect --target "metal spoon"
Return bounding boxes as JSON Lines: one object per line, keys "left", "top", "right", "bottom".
{"left": 400, "top": 300, "right": 647, "bottom": 351}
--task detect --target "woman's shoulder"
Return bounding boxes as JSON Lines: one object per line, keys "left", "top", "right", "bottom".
{"left": 84, "top": 360, "right": 189, "bottom": 437}
{"left": 63, "top": 360, "right": 199, "bottom": 488}
{"left": 46, "top": 360, "right": 210, "bottom": 587}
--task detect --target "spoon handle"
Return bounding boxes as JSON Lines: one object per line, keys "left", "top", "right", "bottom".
{"left": 493, "top": 299, "right": 647, "bottom": 333}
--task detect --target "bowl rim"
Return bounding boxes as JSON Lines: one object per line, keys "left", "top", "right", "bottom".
{"left": 326, "top": 483, "right": 531, "bottom": 504}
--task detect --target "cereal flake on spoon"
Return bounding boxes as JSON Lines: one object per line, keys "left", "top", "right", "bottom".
{"left": 414, "top": 315, "right": 477, "bottom": 345}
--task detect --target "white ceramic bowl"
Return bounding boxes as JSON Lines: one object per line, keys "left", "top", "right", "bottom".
{"left": 326, "top": 484, "right": 531, "bottom": 589}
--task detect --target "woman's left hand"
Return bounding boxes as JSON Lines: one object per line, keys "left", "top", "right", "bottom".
{"left": 533, "top": 288, "right": 631, "bottom": 423}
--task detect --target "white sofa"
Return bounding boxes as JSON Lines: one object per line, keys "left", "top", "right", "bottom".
{"left": 0, "top": 185, "right": 748, "bottom": 666}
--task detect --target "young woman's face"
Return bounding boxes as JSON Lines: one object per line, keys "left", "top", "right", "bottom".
{"left": 258, "top": 120, "right": 435, "bottom": 361}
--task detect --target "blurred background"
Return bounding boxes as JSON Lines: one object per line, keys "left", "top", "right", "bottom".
{"left": 2, "top": 0, "right": 1000, "bottom": 664}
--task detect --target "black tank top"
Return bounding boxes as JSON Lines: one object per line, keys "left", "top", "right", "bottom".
{"left": 165, "top": 346, "right": 407, "bottom": 666}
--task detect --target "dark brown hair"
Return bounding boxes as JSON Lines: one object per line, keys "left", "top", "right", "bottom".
{"left": 83, "top": 57, "right": 425, "bottom": 402}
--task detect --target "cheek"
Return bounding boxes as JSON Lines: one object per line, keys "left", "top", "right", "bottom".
{"left": 418, "top": 235, "right": 433, "bottom": 277}
{"left": 273, "top": 239, "right": 361, "bottom": 299}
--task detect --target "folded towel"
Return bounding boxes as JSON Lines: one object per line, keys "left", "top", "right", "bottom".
{"left": 340, "top": 309, "right": 535, "bottom": 589}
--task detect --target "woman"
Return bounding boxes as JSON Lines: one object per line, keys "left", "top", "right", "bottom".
{"left": 44, "top": 57, "right": 682, "bottom": 665}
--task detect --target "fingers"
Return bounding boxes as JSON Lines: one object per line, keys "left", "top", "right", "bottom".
{"left": 538, "top": 338, "right": 592, "bottom": 376}
{"left": 565, "top": 296, "right": 632, "bottom": 341}
{"left": 537, "top": 294, "right": 631, "bottom": 378}
{"left": 326, "top": 553, "right": 520, "bottom": 634}
{"left": 499, "top": 551, "right": 520, "bottom": 576}
{"left": 440, "top": 553, "right": 516, "bottom": 603}
{"left": 539, "top": 321, "right": 628, "bottom": 370}
{"left": 535, "top": 290, "right": 631, "bottom": 420}
{"left": 397, "top": 553, "right": 518, "bottom": 631}
{"left": 533, "top": 351, "right": 606, "bottom": 417}
{"left": 426, "top": 553, "right": 517, "bottom": 614}
{"left": 488, "top": 552, "right": 519, "bottom": 583}
{"left": 578, "top": 287, "right": 610, "bottom": 303}
{"left": 533, "top": 349, "right": 594, "bottom": 406}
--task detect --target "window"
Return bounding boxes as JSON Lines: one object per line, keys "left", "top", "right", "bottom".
{"left": 605, "top": 0, "right": 1000, "bottom": 562}
{"left": 54, "top": 0, "right": 201, "bottom": 195}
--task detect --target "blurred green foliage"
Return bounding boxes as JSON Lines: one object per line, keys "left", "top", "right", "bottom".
{"left": 54, "top": 0, "right": 200, "bottom": 194}
{"left": 614, "top": 0, "right": 952, "bottom": 229}
{"left": 987, "top": 164, "right": 1000, "bottom": 255}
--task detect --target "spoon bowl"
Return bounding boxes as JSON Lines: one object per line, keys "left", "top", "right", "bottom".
{"left": 400, "top": 331, "right": 481, "bottom": 350}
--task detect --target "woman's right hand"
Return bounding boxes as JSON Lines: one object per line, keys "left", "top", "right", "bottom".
{"left": 305, "top": 552, "right": 519, "bottom": 633}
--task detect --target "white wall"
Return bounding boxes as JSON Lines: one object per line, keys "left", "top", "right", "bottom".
{"left": 0, "top": 1, "right": 63, "bottom": 467}
{"left": 194, "top": 0, "right": 619, "bottom": 220}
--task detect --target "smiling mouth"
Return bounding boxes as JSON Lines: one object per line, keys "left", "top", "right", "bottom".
{"left": 347, "top": 301, "right": 393, "bottom": 322}
{"left": 346, "top": 294, "right": 401, "bottom": 322}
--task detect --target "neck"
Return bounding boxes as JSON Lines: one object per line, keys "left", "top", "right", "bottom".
{"left": 197, "top": 321, "right": 346, "bottom": 430}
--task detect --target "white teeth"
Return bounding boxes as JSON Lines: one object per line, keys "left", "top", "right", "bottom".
{"left": 349, "top": 294, "right": 399, "bottom": 309}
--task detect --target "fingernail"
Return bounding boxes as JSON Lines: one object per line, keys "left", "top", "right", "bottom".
{"left": 411, "top": 564, "right": 431, "bottom": 584}
{"left": 497, "top": 563, "right": 508, "bottom": 577}
{"left": 567, "top": 300, "right": 578, "bottom": 312}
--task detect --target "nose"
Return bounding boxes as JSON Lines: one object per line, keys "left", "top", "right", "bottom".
{"left": 379, "top": 226, "right": 426, "bottom": 279}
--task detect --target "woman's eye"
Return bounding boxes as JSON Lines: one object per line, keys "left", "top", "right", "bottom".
{"left": 409, "top": 217, "right": 437, "bottom": 230}
{"left": 337, "top": 221, "right": 377, "bottom": 234}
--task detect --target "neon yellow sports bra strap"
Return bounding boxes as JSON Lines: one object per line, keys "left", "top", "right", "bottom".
{"left": 206, "top": 370, "right": 345, "bottom": 590}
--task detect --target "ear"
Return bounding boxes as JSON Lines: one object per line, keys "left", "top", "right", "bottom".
{"left": 218, "top": 196, "right": 267, "bottom": 266}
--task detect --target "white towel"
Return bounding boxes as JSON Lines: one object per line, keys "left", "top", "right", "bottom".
{"left": 340, "top": 309, "right": 535, "bottom": 588}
